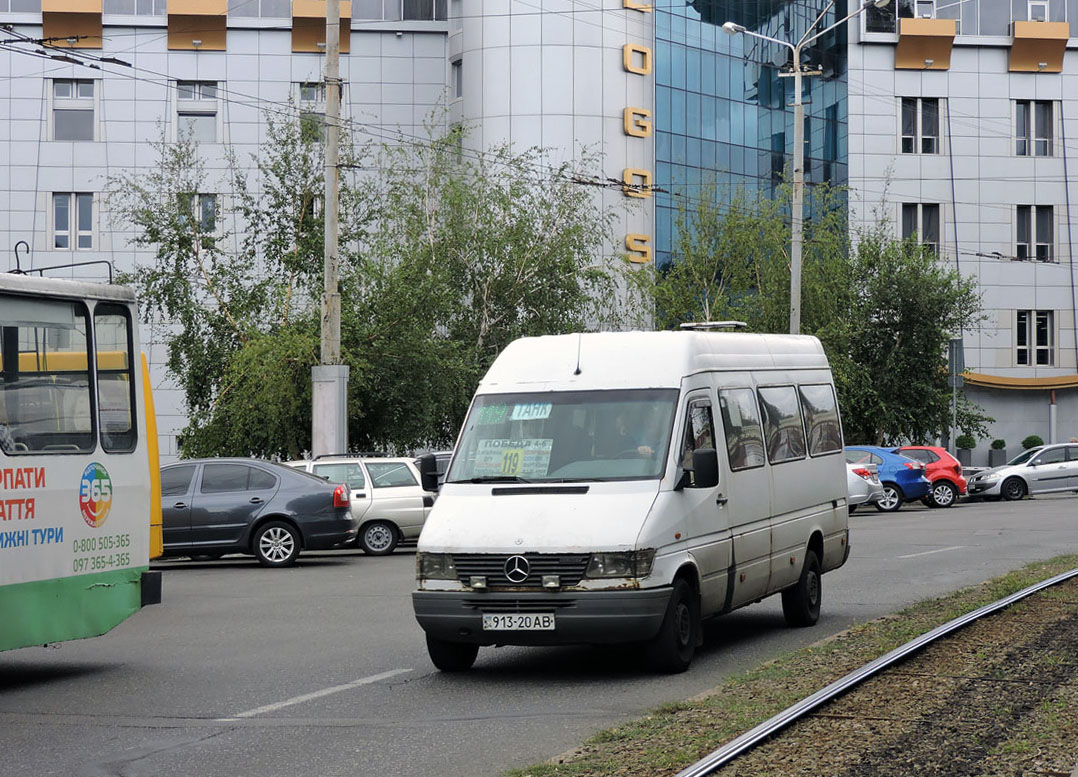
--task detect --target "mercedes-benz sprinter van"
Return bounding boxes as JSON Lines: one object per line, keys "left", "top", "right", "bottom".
{"left": 413, "top": 329, "right": 849, "bottom": 672}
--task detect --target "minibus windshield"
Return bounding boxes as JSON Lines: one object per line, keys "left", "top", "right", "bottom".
{"left": 447, "top": 389, "right": 679, "bottom": 483}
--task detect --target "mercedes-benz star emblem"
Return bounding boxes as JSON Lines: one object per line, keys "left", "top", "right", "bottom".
{"left": 504, "top": 555, "right": 530, "bottom": 584}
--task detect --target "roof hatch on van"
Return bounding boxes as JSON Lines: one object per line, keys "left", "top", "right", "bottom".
{"left": 679, "top": 321, "right": 748, "bottom": 331}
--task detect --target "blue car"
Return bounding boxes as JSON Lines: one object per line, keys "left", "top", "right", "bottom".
{"left": 844, "top": 446, "right": 932, "bottom": 512}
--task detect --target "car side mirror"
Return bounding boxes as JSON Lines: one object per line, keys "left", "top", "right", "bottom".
{"left": 417, "top": 453, "right": 439, "bottom": 492}
{"left": 691, "top": 448, "right": 719, "bottom": 489}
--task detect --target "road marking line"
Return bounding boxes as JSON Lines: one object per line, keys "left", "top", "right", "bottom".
{"left": 897, "top": 545, "right": 967, "bottom": 559}
{"left": 225, "top": 669, "right": 412, "bottom": 720}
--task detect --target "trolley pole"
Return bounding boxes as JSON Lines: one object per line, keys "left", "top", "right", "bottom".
{"left": 311, "top": 0, "right": 349, "bottom": 457}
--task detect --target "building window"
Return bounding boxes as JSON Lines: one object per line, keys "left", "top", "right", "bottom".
{"left": 1016, "top": 205, "right": 1053, "bottom": 261}
{"left": 53, "top": 193, "right": 94, "bottom": 249}
{"left": 901, "top": 97, "right": 939, "bottom": 154}
{"left": 451, "top": 59, "right": 462, "bottom": 99}
{"left": 53, "top": 79, "right": 95, "bottom": 141}
{"left": 403, "top": 0, "right": 446, "bottom": 20}
{"left": 915, "top": 0, "right": 935, "bottom": 17}
{"left": 902, "top": 202, "right": 940, "bottom": 255}
{"left": 177, "top": 193, "right": 217, "bottom": 247}
{"left": 1015, "top": 100, "right": 1052, "bottom": 157}
{"left": 176, "top": 81, "right": 218, "bottom": 142}
{"left": 298, "top": 81, "right": 326, "bottom": 142}
{"left": 1016, "top": 310, "right": 1054, "bottom": 366}
{"left": 1027, "top": 0, "right": 1049, "bottom": 20}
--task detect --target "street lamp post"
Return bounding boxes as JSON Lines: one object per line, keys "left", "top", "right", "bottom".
{"left": 723, "top": 0, "right": 889, "bottom": 335}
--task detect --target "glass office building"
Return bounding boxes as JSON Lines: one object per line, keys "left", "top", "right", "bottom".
{"left": 654, "top": 0, "right": 849, "bottom": 268}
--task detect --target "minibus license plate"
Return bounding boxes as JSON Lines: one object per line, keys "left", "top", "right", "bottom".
{"left": 482, "top": 613, "right": 555, "bottom": 631}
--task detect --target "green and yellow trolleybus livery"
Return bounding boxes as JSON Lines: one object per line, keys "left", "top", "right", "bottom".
{"left": 1, "top": 273, "right": 162, "bottom": 652}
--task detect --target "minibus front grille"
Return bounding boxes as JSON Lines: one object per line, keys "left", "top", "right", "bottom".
{"left": 452, "top": 553, "right": 590, "bottom": 588}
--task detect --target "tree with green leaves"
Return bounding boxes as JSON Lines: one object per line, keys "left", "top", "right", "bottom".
{"left": 645, "top": 183, "right": 988, "bottom": 445}
{"left": 111, "top": 119, "right": 629, "bottom": 458}
{"left": 108, "top": 114, "right": 372, "bottom": 460}
{"left": 346, "top": 129, "right": 627, "bottom": 451}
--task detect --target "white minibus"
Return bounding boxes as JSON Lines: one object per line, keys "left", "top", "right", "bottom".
{"left": 413, "top": 329, "right": 849, "bottom": 672}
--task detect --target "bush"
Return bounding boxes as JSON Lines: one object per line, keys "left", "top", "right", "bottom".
{"left": 955, "top": 434, "right": 976, "bottom": 449}
{"left": 990, "top": 438, "right": 1006, "bottom": 450}
{"left": 1021, "top": 434, "right": 1044, "bottom": 449}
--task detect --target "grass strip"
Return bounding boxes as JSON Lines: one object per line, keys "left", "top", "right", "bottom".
{"left": 505, "top": 554, "right": 1078, "bottom": 777}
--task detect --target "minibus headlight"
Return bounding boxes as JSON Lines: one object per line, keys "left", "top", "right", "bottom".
{"left": 417, "top": 552, "right": 457, "bottom": 580}
{"left": 585, "top": 550, "right": 656, "bottom": 579}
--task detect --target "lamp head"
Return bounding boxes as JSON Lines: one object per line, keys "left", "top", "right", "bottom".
{"left": 722, "top": 21, "right": 746, "bottom": 35}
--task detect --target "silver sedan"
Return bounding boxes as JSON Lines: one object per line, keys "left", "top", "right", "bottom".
{"left": 847, "top": 462, "right": 884, "bottom": 512}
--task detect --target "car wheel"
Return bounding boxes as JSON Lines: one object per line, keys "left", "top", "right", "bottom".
{"left": 1001, "top": 477, "right": 1027, "bottom": 501}
{"left": 874, "top": 483, "right": 904, "bottom": 512}
{"left": 931, "top": 481, "right": 958, "bottom": 508}
{"left": 359, "top": 521, "right": 399, "bottom": 555}
{"left": 253, "top": 520, "right": 300, "bottom": 567}
{"left": 782, "top": 550, "right": 822, "bottom": 627}
{"left": 425, "top": 635, "right": 479, "bottom": 672}
{"left": 644, "top": 577, "right": 698, "bottom": 673}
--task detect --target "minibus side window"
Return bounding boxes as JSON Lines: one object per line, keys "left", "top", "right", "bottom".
{"left": 718, "top": 388, "right": 766, "bottom": 470}
{"left": 679, "top": 399, "right": 716, "bottom": 486}
{"left": 94, "top": 303, "right": 137, "bottom": 453}
{"left": 798, "top": 383, "right": 842, "bottom": 456}
{"left": 757, "top": 386, "right": 807, "bottom": 464}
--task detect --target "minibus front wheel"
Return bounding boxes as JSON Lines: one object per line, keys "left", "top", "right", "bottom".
{"left": 644, "top": 578, "right": 699, "bottom": 674}
{"left": 426, "top": 634, "right": 479, "bottom": 672}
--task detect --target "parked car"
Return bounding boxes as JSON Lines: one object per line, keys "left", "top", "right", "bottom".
{"left": 285, "top": 456, "right": 434, "bottom": 555}
{"left": 967, "top": 442, "right": 1078, "bottom": 500}
{"left": 159, "top": 458, "right": 356, "bottom": 567}
{"left": 844, "top": 446, "right": 931, "bottom": 512}
{"left": 846, "top": 462, "right": 884, "bottom": 512}
{"left": 893, "top": 445, "right": 968, "bottom": 508}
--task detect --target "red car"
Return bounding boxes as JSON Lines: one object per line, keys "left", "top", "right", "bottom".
{"left": 892, "top": 446, "right": 968, "bottom": 507}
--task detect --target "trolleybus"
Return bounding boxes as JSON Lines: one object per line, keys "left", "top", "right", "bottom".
{"left": 1, "top": 272, "right": 162, "bottom": 651}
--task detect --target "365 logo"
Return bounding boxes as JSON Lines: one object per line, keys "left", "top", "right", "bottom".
{"left": 79, "top": 462, "right": 113, "bottom": 528}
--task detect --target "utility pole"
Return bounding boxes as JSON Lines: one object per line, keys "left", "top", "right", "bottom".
{"left": 311, "top": 0, "right": 348, "bottom": 457}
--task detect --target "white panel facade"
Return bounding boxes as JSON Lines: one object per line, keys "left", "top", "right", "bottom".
{"left": 0, "top": 15, "right": 449, "bottom": 458}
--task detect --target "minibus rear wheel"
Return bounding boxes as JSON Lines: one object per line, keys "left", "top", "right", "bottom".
{"left": 644, "top": 578, "right": 698, "bottom": 674}
{"left": 426, "top": 635, "right": 479, "bottom": 672}
{"left": 782, "top": 550, "right": 822, "bottom": 627}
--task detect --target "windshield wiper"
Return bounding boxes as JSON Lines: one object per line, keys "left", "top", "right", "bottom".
{"left": 461, "top": 475, "right": 535, "bottom": 484}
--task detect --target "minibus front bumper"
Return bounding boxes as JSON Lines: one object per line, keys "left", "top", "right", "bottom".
{"left": 412, "top": 587, "right": 672, "bottom": 646}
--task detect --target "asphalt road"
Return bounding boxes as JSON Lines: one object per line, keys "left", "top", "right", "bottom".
{"left": 1, "top": 496, "right": 1075, "bottom": 777}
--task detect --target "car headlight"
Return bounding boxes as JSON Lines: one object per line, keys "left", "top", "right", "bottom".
{"left": 585, "top": 549, "right": 656, "bottom": 579}
{"left": 978, "top": 474, "right": 1001, "bottom": 483}
{"left": 417, "top": 552, "right": 457, "bottom": 580}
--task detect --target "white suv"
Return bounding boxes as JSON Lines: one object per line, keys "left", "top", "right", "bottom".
{"left": 285, "top": 457, "right": 434, "bottom": 554}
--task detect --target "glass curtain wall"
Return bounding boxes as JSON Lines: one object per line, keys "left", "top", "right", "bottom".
{"left": 655, "top": 0, "right": 848, "bottom": 268}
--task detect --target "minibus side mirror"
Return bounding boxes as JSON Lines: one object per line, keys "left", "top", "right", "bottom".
{"left": 691, "top": 448, "right": 719, "bottom": 489}
{"left": 417, "top": 453, "right": 439, "bottom": 492}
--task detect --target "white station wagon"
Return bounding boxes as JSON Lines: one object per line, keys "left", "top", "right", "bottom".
{"left": 285, "top": 457, "right": 433, "bottom": 554}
